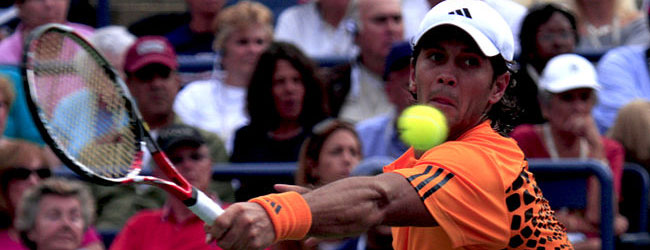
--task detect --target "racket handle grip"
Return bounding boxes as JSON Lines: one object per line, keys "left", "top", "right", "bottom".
{"left": 186, "top": 187, "right": 224, "bottom": 225}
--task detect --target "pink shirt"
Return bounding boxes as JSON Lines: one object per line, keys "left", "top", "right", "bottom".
{"left": 110, "top": 207, "right": 223, "bottom": 250}
{"left": 0, "top": 22, "right": 94, "bottom": 65}
{"left": 510, "top": 124, "right": 625, "bottom": 197}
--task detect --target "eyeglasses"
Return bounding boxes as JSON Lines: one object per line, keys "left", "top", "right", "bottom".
{"left": 6, "top": 167, "right": 52, "bottom": 180}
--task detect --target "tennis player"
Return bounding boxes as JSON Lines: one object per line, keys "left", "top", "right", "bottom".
{"left": 207, "top": 0, "right": 573, "bottom": 249}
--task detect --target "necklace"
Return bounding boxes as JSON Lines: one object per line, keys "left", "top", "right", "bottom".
{"left": 584, "top": 16, "right": 621, "bottom": 49}
{"left": 542, "top": 123, "right": 588, "bottom": 160}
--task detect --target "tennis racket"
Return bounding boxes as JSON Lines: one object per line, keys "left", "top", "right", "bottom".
{"left": 21, "top": 23, "right": 223, "bottom": 224}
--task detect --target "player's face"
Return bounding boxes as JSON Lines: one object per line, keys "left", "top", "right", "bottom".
{"left": 356, "top": 0, "right": 404, "bottom": 60}
{"left": 314, "top": 129, "right": 361, "bottom": 186}
{"left": 410, "top": 31, "right": 509, "bottom": 140}
{"left": 535, "top": 12, "right": 576, "bottom": 63}
{"left": 169, "top": 145, "right": 212, "bottom": 191}
{"left": 127, "top": 65, "right": 180, "bottom": 123}
{"left": 28, "top": 195, "right": 84, "bottom": 250}
{"left": 18, "top": 0, "right": 69, "bottom": 30}
{"left": 221, "top": 26, "right": 271, "bottom": 79}
{"left": 272, "top": 60, "right": 305, "bottom": 121}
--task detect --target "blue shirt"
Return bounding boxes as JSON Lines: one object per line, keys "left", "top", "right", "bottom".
{"left": 593, "top": 45, "right": 650, "bottom": 133}
{"left": 355, "top": 111, "right": 408, "bottom": 159}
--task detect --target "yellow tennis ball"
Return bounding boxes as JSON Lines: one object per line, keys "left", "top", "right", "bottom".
{"left": 397, "top": 105, "right": 448, "bottom": 151}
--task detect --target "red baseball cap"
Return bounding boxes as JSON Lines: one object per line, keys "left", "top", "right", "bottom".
{"left": 124, "top": 36, "right": 178, "bottom": 73}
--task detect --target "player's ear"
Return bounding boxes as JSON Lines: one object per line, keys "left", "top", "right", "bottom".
{"left": 409, "top": 58, "right": 417, "bottom": 98}
{"left": 488, "top": 72, "right": 510, "bottom": 104}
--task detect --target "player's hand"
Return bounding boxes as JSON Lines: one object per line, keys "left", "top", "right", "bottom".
{"left": 274, "top": 184, "right": 311, "bottom": 194}
{"left": 205, "top": 202, "right": 276, "bottom": 250}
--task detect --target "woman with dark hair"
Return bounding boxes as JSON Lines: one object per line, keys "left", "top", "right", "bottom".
{"left": 511, "top": 3, "right": 579, "bottom": 127}
{"left": 230, "top": 41, "right": 329, "bottom": 200}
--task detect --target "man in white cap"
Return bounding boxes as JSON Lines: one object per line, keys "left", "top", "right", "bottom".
{"left": 206, "top": 0, "right": 573, "bottom": 249}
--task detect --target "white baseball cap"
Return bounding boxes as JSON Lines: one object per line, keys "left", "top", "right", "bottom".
{"left": 539, "top": 53, "right": 600, "bottom": 93}
{"left": 411, "top": 0, "right": 514, "bottom": 61}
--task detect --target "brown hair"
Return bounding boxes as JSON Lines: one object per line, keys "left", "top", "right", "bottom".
{"left": 607, "top": 100, "right": 650, "bottom": 167}
{"left": 295, "top": 119, "right": 361, "bottom": 187}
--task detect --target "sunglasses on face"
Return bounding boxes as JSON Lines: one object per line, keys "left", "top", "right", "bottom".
{"left": 6, "top": 167, "right": 52, "bottom": 180}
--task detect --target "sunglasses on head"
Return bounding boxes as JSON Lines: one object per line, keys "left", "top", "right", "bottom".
{"left": 6, "top": 167, "right": 52, "bottom": 180}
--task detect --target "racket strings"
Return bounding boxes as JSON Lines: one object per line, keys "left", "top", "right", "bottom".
{"left": 29, "top": 31, "right": 139, "bottom": 179}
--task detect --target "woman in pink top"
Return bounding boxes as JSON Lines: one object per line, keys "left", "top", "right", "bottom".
{"left": 510, "top": 54, "right": 628, "bottom": 250}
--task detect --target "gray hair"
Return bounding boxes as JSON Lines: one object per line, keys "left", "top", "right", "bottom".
{"left": 15, "top": 178, "right": 95, "bottom": 250}
{"left": 89, "top": 25, "right": 136, "bottom": 70}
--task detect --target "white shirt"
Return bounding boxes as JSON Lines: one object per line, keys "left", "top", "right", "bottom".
{"left": 173, "top": 74, "right": 249, "bottom": 154}
{"left": 338, "top": 62, "right": 395, "bottom": 124}
{"left": 274, "top": 2, "right": 359, "bottom": 59}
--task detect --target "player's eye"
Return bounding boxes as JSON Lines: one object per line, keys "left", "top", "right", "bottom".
{"left": 463, "top": 57, "right": 480, "bottom": 67}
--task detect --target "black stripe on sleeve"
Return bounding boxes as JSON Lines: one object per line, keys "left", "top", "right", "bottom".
{"left": 414, "top": 168, "right": 444, "bottom": 191}
{"left": 421, "top": 173, "right": 455, "bottom": 200}
{"left": 406, "top": 165, "right": 433, "bottom": 182}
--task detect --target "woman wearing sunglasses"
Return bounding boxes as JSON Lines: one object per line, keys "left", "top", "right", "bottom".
{"left": 0, "top": 141, "right": 103, "bottom": 249}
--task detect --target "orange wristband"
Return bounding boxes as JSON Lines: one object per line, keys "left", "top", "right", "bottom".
{"left": 250, "top": 191, "right": 312, "bottom": 242}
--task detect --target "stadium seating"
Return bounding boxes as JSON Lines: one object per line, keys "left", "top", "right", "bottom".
{"left": 527, "top": 159, "right": 615, "bottom": 250}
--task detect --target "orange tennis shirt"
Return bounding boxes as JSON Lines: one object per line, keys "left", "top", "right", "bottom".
{"left": 384, "top": 121, "right": 573, "bottom": 250}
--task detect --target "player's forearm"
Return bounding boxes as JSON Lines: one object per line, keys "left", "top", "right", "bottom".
{"left": 302, "top": 173, "right": 435, "bottom": 238}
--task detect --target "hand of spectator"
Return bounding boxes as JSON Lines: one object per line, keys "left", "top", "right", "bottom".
{"left": 565, "top": 114, "right": 604, "bottom": 157}
{"left": 205, "top": 202, "right": 276, "bottom": 250}
{"left": 614, "top": 213, "right": 629, "bottom": 236}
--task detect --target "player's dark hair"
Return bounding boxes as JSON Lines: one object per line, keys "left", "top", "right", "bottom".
{"left": 412, "top": 26, "right": 519, "bottom": 135}
{"left": 246, "top": 41, "right": 329, "bottom": 131}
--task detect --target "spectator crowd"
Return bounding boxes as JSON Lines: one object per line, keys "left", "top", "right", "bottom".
{"left": 1, "top": 0, "right": 650, "bottom": 249}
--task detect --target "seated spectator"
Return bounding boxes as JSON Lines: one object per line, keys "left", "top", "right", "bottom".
{"left": 559, "top": 0, "right": 650, "bottom": 52}
{"left": 401, "top": 0, "right": 527, "bottom": 53}
{"left": 109, "top": 124, "right": 225, "bottom": 250}
{"left": 92, "top": 36, "right": 231, "bottom": 230}
{"left": 356, "top": 41, "right": 414, "bottom": 159}
{"left": 274, "top": 0, "right": 358, "bottom": 59}
{"left": 279, "top": 119, "right": 365, "bottom": 250}
{"left": 592, "top": 8, "right": 650, "bottom": 133}
{"left": 324, "top": 0, "right": 404, "bottom": 123}
{"left": 88, "top": 25, "right": 136, "bottom": 80}
{"left": 511, "top": 3, "right": 578, "bottom": 127}
{"left": 230, "top": 41, "right": 329, "bottom": 200}
{"left": 510, "top": 54, "right": 628, "bottom": 249}
{"left": 607, "top": 100, "right": 650, "bottom": 169}
{"left": 0, "top": 0, "right": 93, "bottom": 145}
{"left": 174, "top": 1, "right": 274, "bottom": 154}
{"left": 14, "top": 178, "right": 96, "bottom": 250}
{"left": 129, "top": 0, "right": 224, "bottom": 56}
{"left": 0, "top": 141, "right": 103, "bottom": 250}
{"left": 0, "top": 0, "right": 93, "bottom": 65}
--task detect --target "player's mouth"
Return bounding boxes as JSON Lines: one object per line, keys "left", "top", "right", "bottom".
{"left": 430, "top": 97, "right": 454, "bottom": 107}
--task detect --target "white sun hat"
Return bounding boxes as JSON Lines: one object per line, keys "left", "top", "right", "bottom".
{"left": 411, "top": 0, "right": 515, "bottom": 62}
{"left": 539, "top": 53, "right": 600, "bottom": 93}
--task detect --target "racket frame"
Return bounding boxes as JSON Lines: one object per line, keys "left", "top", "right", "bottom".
{"left": 22, "top": 23, "right": 223, "bottom": 222}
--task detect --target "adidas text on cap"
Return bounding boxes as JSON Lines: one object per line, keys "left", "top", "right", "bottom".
{"left": 411, "top": 0, "right": 514, "bottom": 61}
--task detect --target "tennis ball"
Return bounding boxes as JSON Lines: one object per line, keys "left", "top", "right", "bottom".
{"left": 397, "top": 105, "right": 448, "bottom": 151}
